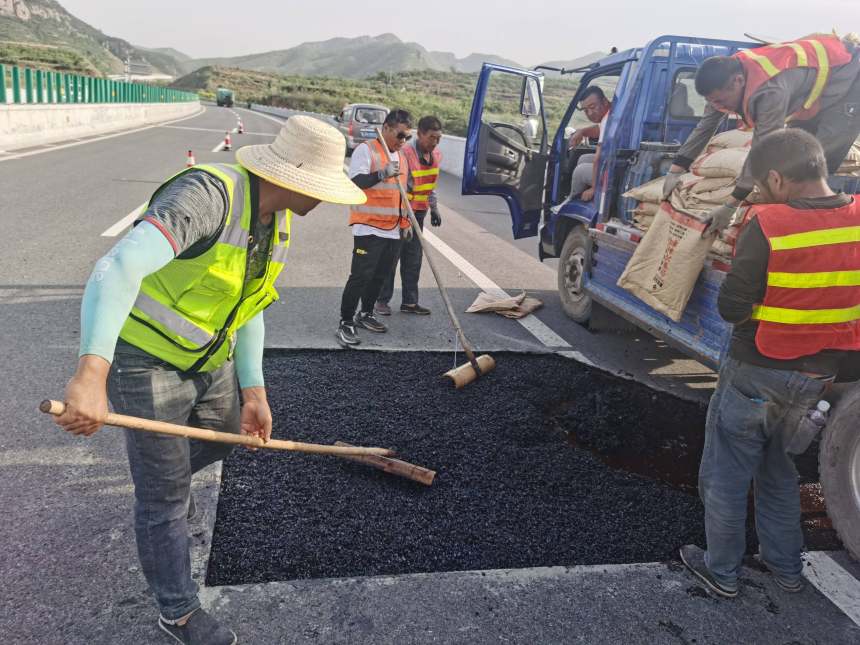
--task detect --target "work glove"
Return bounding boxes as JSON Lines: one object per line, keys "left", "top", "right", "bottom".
{"left": 701, "top": 204, "right": 737, "bottom": 238}
{"left": 661, "top": 170, "right": 685, "bottom": 200}
{"left": 400, "top": 225, "right": 414, "bottom": 242}
{"left": 378, "top": 159, "right": 400, "bottom": 180}
{"left": 430, "top": 207, "right": 442, "bottom": 227}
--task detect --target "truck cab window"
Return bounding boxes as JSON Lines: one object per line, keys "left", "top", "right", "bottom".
{"left": 670, "top": 71, "right": 706, "bottom": 119}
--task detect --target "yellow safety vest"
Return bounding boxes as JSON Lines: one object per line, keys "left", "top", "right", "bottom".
{"left": 119, "top": 163, "right": 291, "bottom": 372}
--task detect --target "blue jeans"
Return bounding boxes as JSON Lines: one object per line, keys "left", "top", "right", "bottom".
{"left": 699, "top": 357, "right": 827, "bottom": 590}
{"left": 107, "top": 341, "right": 240, "bottom": 620}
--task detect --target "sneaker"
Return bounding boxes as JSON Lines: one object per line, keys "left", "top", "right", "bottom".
{"left": 186, "top": 493, "right": 197, "bottom": 522}
{"left": 158, "top": 608, "right": 237, "bottom": 645}
{"left": 679, "top": 545, "right": 738, "bottom": 598}
{"left": 754, "top": 554, "right": 805, "bottom": 593}
{"left": 374, "top": 301, "right": 392, "bottom": 316}
{"left": 400, "top": 303, "right": 431, "bottom": 315}
{"left": 355, "top": 311, "right": 387, "bottom": 333}
{"left": 336, "top": 320, "right": 361, "bottom": 346}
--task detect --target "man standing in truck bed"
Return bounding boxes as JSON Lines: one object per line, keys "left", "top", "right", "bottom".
{"left": 680, "top": 128, "right": 860, "bottom": 598}
{"left": 663, "top": 33, "right": 860, "bottom": 236}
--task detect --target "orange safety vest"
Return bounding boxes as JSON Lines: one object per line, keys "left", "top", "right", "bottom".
{"left": 748, "top": 198, "right": 860, "bottom": 360}
{"left": 734, "top": 34, "right": 854, "bottom": 128}
{"left": 348, "top": 139, "right": 410, "bottom": 230}
{"left": 401, "top": 142, "right": 442, "bottom": 212}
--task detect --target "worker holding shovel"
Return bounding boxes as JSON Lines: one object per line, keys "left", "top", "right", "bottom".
{"left": 52, "top": 116, "right": 366, "bottom": 645}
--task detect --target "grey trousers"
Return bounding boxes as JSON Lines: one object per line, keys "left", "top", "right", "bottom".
{"left": 568, "top": 153, "right": 595, "bottom": 198}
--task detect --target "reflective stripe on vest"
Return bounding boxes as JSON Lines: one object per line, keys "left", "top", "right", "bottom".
{"left": 402, "top": 142, "right": 441, "bottom": 211}
{"left": 735, "top": 35, "right": 853, "bottom": 127}
{"left": 120, "top": 163, "right": 291, "bottom": 372}
{"left": 348, "top": 140, "right": 410, "bottom": 229}
{"left": 748, "top": 200, "right": 860, "bottom": 359}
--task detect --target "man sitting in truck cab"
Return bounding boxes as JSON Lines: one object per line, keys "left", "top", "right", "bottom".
{"left": 663, "top": 33, "right": 860, "bottom": 237}
{"left": 553, "top": 86, "right": 612, "bottom": 211}
{"left": 680, "top": 128, "right": 860, "bottom": 599}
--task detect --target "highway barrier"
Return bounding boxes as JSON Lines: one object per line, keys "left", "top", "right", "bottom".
{"left": 0, "top": 63, "right": 197, "bottom": 105}
{"left": 1, "top": 63, "right": 200, "bottom": 151}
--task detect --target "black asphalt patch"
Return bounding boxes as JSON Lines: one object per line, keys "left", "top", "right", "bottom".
{"left": 206, "top": 351, "right": 834, "bottom": 586}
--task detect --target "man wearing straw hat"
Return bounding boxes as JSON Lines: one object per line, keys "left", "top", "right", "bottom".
{"left": 51, "top": 116, "right": 364, "bottom": 645}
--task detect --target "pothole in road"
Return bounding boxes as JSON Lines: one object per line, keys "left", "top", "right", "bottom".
{"left": 206, "top": 351, "right": 840, "bottom": 586}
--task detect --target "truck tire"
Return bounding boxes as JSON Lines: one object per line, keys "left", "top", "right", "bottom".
{"left": 558, "top": 225, "right": 593, "bottom": 323}
{"left": 819, "top": 384, "right": 860, "bottom": 560}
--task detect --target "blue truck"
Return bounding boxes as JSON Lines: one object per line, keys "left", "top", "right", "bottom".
{"left": 461, "top": 35, "right": 860, "bottom": 558}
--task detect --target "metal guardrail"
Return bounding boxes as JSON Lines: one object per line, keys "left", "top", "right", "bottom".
{"left": 0, "top": 63, "right": 198, "bottom": 105}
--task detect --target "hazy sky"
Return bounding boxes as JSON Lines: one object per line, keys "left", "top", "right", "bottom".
{"left": 61, "top": 0, "right": 860, "bottom": 65}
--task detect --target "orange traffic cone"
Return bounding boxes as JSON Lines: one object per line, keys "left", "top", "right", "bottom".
{"left": 237, "top": 121, "right": 244, "bottom": 134}
{"left": 223, "top": 132, "right": 232, "bottom": 151}
{"left": 186, "top": 150, "right": 196, "bottom": 167}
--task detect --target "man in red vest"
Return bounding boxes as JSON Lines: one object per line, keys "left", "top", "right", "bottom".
{"left": 680, "top": 129, "right": 860, "bottom": 598}
{"left": 662, "top": 34, "right": 860, "bottom": 236}
{"left": 375, "top": 115, "right": 443, "bottom": 316}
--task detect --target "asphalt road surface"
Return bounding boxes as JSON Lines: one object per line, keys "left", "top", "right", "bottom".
{"left": 1, "top": 105, "right": 858, "bottom": 644}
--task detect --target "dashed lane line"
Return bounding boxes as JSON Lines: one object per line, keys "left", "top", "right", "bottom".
{"left": 803, "top": 551, "right": 860, "bottom": 627}
{"left": 211, "top": 126, "right": 239, "bottom": 153}
{"left": 421, "top": 228, "right": 593, "bottom": 366}
{"left": 101, "top": 202, "right": 146, "bottom": 237}
{"left": 161, "top": 125, "right": 275, "bottom": 137}
{"left": 0, "top": 105, "right": 206, "bottom": 162}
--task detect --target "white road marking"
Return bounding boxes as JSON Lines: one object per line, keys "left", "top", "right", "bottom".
{"left": 234, "top": 106, "right": 286, "bottom": 126}
{"left": 101, "top": 202, "right": 146, "bottom": 237}
{"left": 211, "top": 127, "right": 239, "bottom": 153}
{"left": 803, "top": 551, "right": 860, "bottom": 627}
{"left": 421, "top": 229, "right": 589, "bottom": 360}
{"left": 162, "top": 125, "right": 275, "bottom": 137}
{"left": 0, "top": 106, "right": 206, "bottom": 162}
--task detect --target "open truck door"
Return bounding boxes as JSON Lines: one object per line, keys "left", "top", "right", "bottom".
{"left": 462, "top": 65, "right": 549, "bottom": 239}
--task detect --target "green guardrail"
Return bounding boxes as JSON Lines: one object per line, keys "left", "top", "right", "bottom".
{"left": 0, "top": 63, "right": 198, "bottom": 105}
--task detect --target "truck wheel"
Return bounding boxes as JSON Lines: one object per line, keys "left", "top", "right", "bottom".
{"left": 819, "top": 385, "right": 860, "bottom": 560}
{"left": 558, "top": 225, "right": 593, "bottom": 324}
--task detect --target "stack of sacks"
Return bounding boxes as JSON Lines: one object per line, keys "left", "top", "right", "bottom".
{"left": 623, "top": 128, "right": 755, "bottom": 257}
{"left": 838, "top": 140, "right": 860, "bottom": 176}
{"left": 617, "top": 129, "right": 753, "bottom": 322}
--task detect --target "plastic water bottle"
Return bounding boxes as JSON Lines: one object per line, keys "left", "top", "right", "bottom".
{"left": 787, "top": 400, "right": 830, "bottom": 455}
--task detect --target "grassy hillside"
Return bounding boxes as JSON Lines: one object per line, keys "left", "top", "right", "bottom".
{"left": 0, "top": 0, "right": 186, "bottom": 76}
{"left": 0, "top": 40, "right": 95, "bottom": 73}
{"left": 172, "top": 66, "right": 583, "bottom": 138}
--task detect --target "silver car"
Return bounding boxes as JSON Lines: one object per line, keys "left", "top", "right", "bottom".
{"left": 335, "top": 103, "right": 390, "bottom": 153}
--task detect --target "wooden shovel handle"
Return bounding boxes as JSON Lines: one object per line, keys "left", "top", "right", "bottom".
{"left": 40, "top": 400, "right": 395, "bottom": 457}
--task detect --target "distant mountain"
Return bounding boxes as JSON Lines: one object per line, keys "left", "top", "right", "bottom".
{"left": 181, "top": 34, "right": 528, "bottom": 78}
{"left": 0, "top": 0, "right": 185, "bottom": 75}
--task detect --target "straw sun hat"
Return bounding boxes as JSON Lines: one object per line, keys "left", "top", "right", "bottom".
{"left": 236, "top": 115, "right": 366, "bottom": 205}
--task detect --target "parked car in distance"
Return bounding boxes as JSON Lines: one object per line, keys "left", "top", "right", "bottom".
{"left": 335, "top": 103, "right": 390, "bottom": 153}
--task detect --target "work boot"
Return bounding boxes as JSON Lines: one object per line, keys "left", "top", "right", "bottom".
{"left": 754, "top": 554, "right": 804, "bottom": 593}
{"left": 158, "top": 608, "right": 237, "bottom": 645}
{"left": 679, "top": 545, "right": 738, "bottom": 598}
{"left": 374, "top": 301, "right": 392, "bottom": 316}
{"left": 336, "top": 320, "right": 361, "bottom": 346}
{"left": 400, "top": 303, "right": 431, "bottom": 315}
{"left": 355, "top": 311, "right": 387, "bottom": 333}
